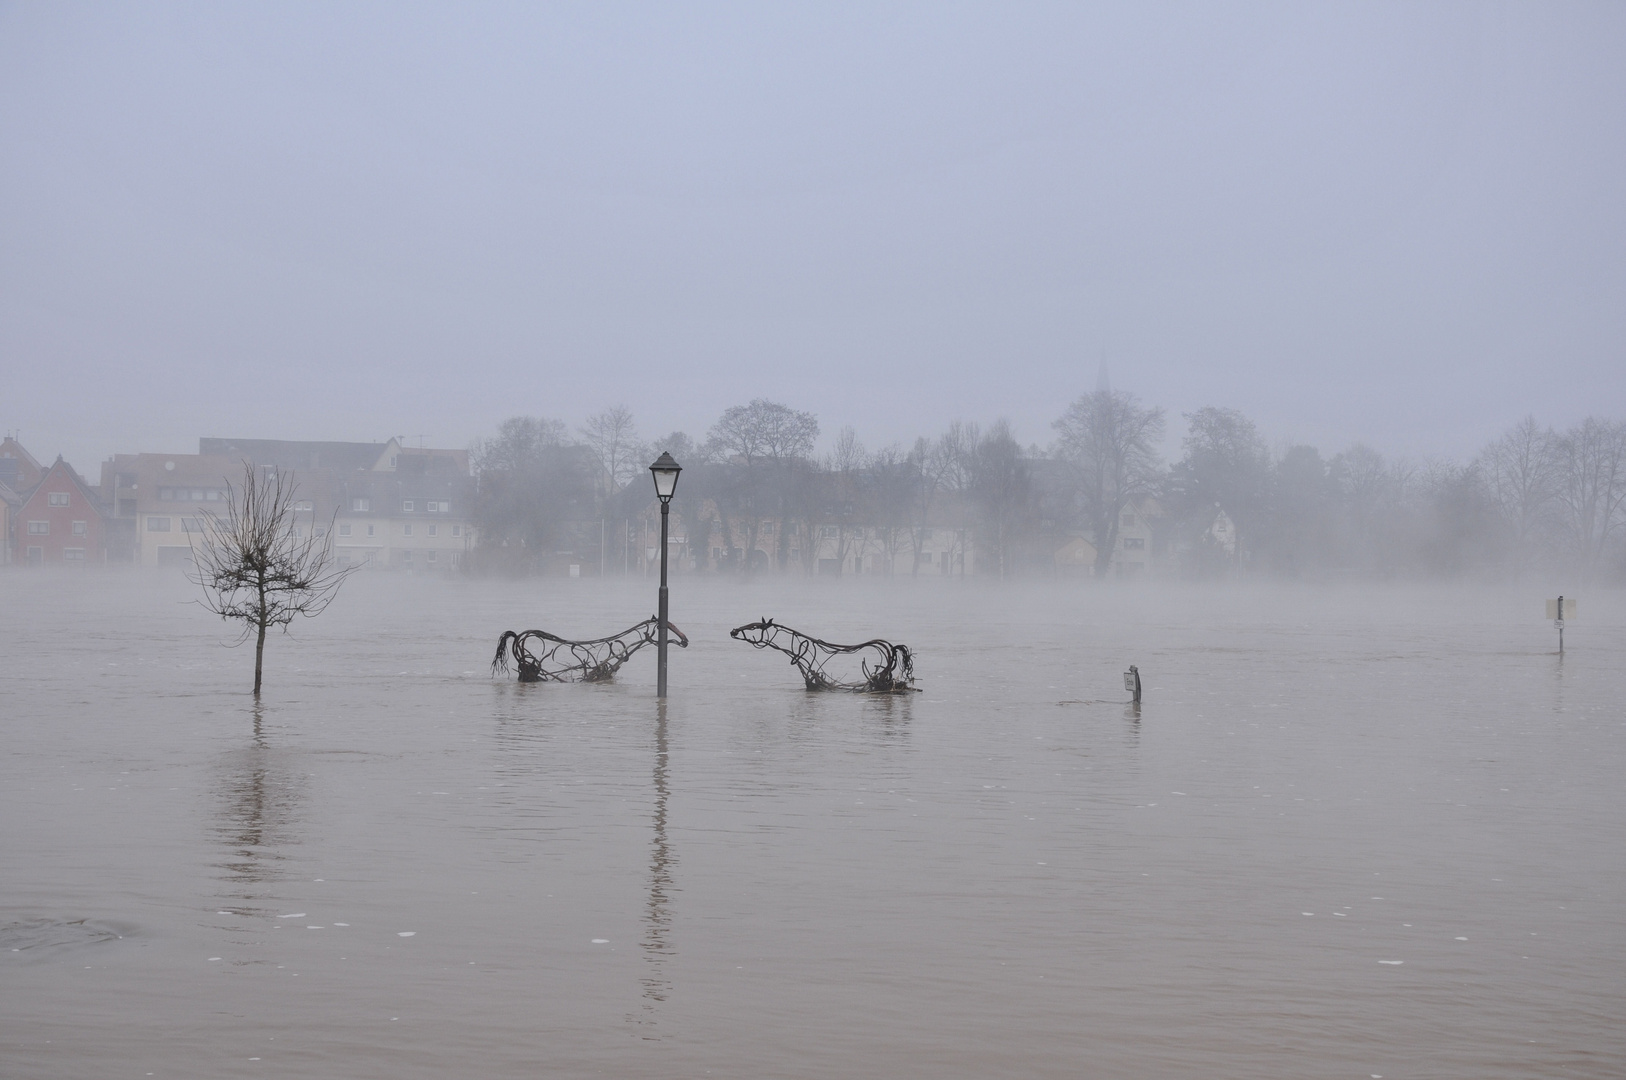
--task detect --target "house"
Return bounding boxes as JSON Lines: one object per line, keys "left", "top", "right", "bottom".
{"left": 14, "top": 456, "right": 109, "bottom": 565}
{"left": 1054, "top": 536, "right": 1097, "bottom": 573}
{"left": 806, "top": 523, "right": 971, "bottom": 576}
{"left": 330, "top": 440, "right": 475, "bottom": 571}
{"left": 1052, "top": 498, "right": 1159, "bottom": 579}
{"left": 100, "top": 437, "right": 476, "bottom": 570}
{"left": 1112, "top": 501, "right": 1156, "bottom": 578}
{"left": 107, "top": 452, "right": 246, "bottom": 566}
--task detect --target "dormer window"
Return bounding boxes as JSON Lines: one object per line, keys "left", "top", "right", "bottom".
{"left": 352, "top": 498, "right": 370, "bottom": 512}
{"left": 402, "top": 500, "right": 414, "bottom": 512}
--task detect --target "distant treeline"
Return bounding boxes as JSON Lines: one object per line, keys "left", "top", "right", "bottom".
{"left": 467, "top": 397, "right": 1626, "bottom": 583}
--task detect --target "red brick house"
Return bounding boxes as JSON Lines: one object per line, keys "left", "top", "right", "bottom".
{"left": 15, "top": 457, "right": 109, "bottom": 565}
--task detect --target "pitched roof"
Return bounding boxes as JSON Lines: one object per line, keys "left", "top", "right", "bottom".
{"left": 23, "top": 456, "right": 110, "bottom": 515}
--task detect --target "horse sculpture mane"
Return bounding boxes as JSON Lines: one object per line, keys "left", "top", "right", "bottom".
{"left": 492, "top": 617, "right": 689, "bottom": 683}
{"left": 729, "top": 618, "right": 917, "bottom": 693}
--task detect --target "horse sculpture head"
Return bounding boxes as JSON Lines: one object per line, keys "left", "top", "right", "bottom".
{"left": 728, "top": 618, "right": 776, "bottom": 645}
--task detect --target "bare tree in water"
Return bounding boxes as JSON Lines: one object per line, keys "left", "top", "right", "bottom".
{"left": 191, "top": 463, "right": 357, "bottom": 696}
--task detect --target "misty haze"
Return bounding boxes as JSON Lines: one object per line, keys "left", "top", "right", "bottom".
{"left": 2, "top": 5, "right": 1623, "bottom": 1079}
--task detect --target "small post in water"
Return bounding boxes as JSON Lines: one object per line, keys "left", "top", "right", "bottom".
{"left": 1123, "top": 664, "right": 1142, "bottom": 705}
{"left": 1546, "top": 595, "right": 1575, "bottom": 654}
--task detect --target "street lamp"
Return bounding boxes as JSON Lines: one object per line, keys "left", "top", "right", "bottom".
{"left": 648, "top": 451, "right": 682, "bottom": 697}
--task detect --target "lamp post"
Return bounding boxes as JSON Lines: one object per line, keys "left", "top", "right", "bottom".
{"left": 648, "top": 451, "right": 682, "bottom": 697}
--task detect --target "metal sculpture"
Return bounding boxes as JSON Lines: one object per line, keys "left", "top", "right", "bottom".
{"left": 492, "top": 617, "right": 689, "bottom": 683}
{"left": 729, "top": 618, "right": 917, "bottom": 693}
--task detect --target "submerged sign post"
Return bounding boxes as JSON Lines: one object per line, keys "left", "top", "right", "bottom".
{"left": 1123, "top": 664, "right": 1142, "bottom": 705}
{"left": 1546, "top": 596, "right": 1576, "bottom": 653}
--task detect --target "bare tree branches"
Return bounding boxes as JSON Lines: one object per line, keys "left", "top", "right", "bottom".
{"left": 1554, "top": 416, "right": 1626, "bottom": 579}
{"left": 706, "top": 399, "right": 818, "bottom": 466}
{"left": 190, "top": 463, "right": 358, "bottom": 696}
{"left": 1054, "top": 390, "right": 1164, "bottom": 578}
{"left": 581, "top": 405, "right": 647, "bottom": 492}
{"left": 1477, "top": 415, "right": 1560, "bottom": 576}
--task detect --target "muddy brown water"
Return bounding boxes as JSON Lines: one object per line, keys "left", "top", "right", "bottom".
{"left": 2, "top": 570, "right": 1622, "bottom": 1078}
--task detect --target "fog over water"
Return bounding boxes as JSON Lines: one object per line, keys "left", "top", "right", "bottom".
{"left": 2, "top": 569, "right": 1622, "bottom": 1077}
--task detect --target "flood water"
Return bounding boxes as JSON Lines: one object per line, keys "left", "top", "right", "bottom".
{"left": 2, "top": 569, "right": 1622, "bottom": 1079}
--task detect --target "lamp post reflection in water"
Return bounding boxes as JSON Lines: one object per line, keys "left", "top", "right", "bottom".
{"left": 639, "top": 700, "right": 676, "bottom": 1023}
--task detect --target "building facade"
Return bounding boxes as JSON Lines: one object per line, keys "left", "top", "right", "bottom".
{"left": 101, "top": 438, "right": 475, "bottom": 569}
{"left": 14, "top": 457, "right": 108, "bottom": 565}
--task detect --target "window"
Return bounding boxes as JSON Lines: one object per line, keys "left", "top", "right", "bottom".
{"left": 294, "top": 500, "right": 313, "bottom": 511}
{"left": 72, "top": 521, "right": 87, "bottom": 536}
{"left": 820, "top": 526, "right": 837, "bottom": 539}
{"left": 49, "top": 491, "right": 70, "bottom": 506}
{"left": 352, "top": 498, "right": 370, "bottom": 512}
{"left": 402, "top": 500, "right": 414, "bottom": 512}
{"left": 158, "top": 487, "right": 225, "bottom": 502}
{"left": 451, "top": 524, "right": 462, "bottom": 537}
{"left": 403, "top": 523, "right": 413, "bottom": 537}
{"left": 427, "top": 524, "right": 437, "bottom": 537}
{"left": 63, "top": 548, "right": 85, "bottom": 561}
{"left": 1124, "top": 537, "right": 1146, "bottom": 550}
{"left": 427, "top": 550, "right": 438, "bottom": 563}
{"left": 315, "top": 526, "right": 327, "bottom": 538}
{"left": 28, "top": 520, "right": 49, "bottom": 535}
{"left": 147, "top": 517, "right": 171, "bottom": 532}
{"left": 339, "top": 523, "right": 352, "bottom": 536}
{"left": 182, "top": 517, "right": 205, "bottom": 533}
{"left": 366, "top": 524, "right": 375, "bottom": 537}
{"left": 389, "top": 456, "right": 397, "bottom": 469}
{"left": 291, "top": 527, "right": 302, "bottom": 539}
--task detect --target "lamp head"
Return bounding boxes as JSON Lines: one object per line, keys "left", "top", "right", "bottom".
{"left": 649, "top": 451, "right": 682, "bottom": 502}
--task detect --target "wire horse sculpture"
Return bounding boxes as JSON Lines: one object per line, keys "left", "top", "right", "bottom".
{"left": 492, "top": 617, "right": 689, "bottom": 683}
{"left": 729, "top": 618, "right": 918, "bottom": 693}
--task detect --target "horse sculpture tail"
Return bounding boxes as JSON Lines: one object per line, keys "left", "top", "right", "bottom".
{"left": 492, "top": 631, "right": 516, "bottom": 676}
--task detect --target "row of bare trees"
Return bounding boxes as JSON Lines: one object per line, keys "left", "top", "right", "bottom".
{"left": 1051, "top": 390, "right": 1626, "bottom": 582}
{"left": 467, "top": 398, "right": 1626, "bottom": 582}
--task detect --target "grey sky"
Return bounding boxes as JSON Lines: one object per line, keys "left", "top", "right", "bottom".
{"left": 3, "top": 2, "right": 1622, "bottom": 473}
